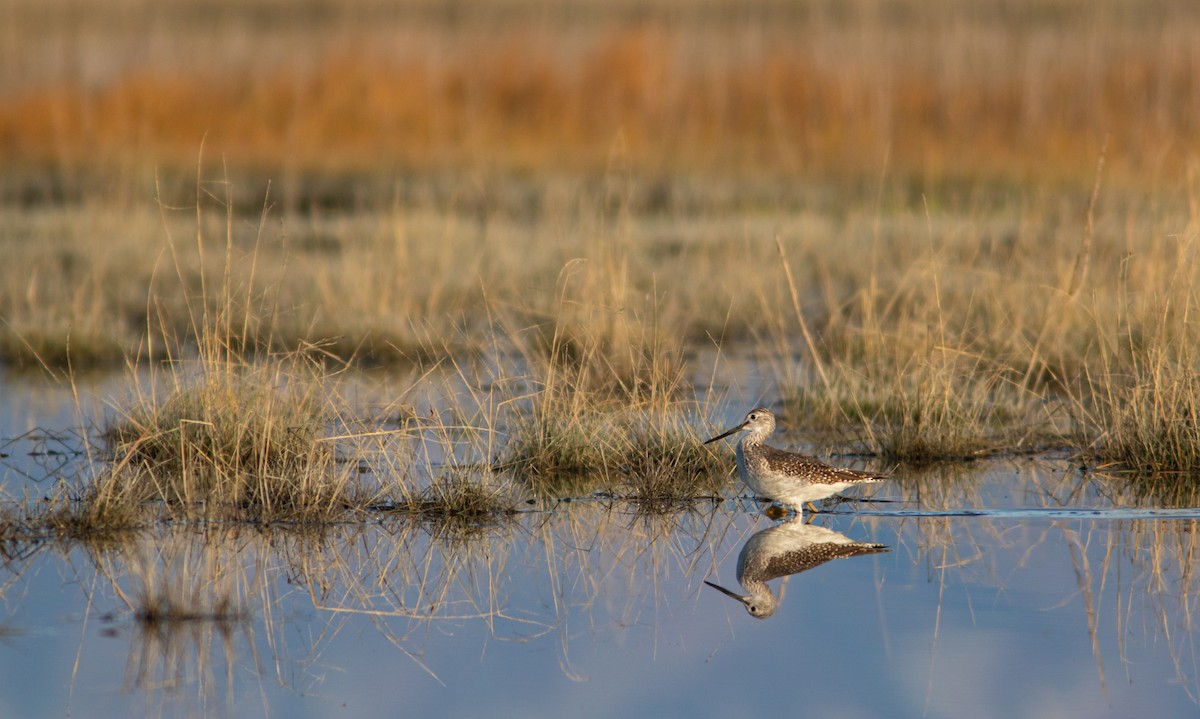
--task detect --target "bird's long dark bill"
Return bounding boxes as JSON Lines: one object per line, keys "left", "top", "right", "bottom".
{"left": 703, "top": 422, "right": 747, "bottom": 445}
{"left": 703, "top": 580, "right": 750, "bottom": 603}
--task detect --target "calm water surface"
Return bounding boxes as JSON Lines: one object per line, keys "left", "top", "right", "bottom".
{"left": 1, "top": 373, "right": 1198, "bottom": 718}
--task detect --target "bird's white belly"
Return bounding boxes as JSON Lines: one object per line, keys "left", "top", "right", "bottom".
{"left": 735, "top": 443, "right": 855, "bottom": 506}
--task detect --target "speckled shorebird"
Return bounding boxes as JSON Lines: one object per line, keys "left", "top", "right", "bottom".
{"left": 704, "top": 520, "right": 889, "bottom": 618}
{"left": 704, "top": 407, "right": 886, "bottom": 512}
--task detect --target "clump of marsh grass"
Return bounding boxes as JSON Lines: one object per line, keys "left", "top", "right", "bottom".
{"left": 0, "top": 499, "right": 51, "bottom": 562}
{"left": 1067, "top": 218, "right": 1200, "bottom": 476}
{"left": 616, "top": 414, "right": 727, "bottom": 502}
{"left": 387, "top": 472, "right": 516, "bottom": 520}
{"left": 495, "top": 298, "right": 724, "bottom": 500}
{"left": 500, "top": 403, "right": 727, "bottom": 502}
{"left": 787, "top": 354, "right": 1043, "bottom": 464}
{"left": 388, "top": 472, "right": 519, "bottom": 541}
{"left": 1076, "top": 353, "right": 1200, "bottom": 476}
{"left": 499, "top": 407, "right": 609, "bottom": 480}
{"left": 496, "top": 273, "right": 711, "bottom": 492}
{"left": 81, "top": 169, "right": 375, "bottom": 524}
{"left": 0, "top": 482, "right": 147, "bottom": 552}
{"left": 103, "top": 356, "right": 353, "bottom": 520}
{"left": 768, "top": 213, "right": 1066, "bottom": 462}
{"left": 39, "top": 487, "right": 148, "bottom": 544}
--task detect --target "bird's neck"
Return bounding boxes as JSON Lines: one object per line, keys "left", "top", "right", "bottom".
{"left": 743, "top": 577, "right": 771, "bottom": 597}
{"left": 740, "top": 431, "right": 767, "bottom": 449}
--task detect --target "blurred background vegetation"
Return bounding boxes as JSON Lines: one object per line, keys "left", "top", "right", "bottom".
{"left": 2, "top": 0, "right": 1196, "bottom": 203}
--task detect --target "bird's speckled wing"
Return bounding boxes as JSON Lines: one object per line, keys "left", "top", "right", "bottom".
{"left": 749, "top": 542, "right": 890, "bottom": 583}
{"left": 757, "top": 444, "right": 885, "bottom": 485}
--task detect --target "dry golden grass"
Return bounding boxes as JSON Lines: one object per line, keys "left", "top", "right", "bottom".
{"left": 491, "top": 287, "right": 729, "bottom": 498}
{"left": 13, "top": 188, "right": 734, "bottom": 531}
{"left": 4, "top": 170, "right": 1198, "bottom": 474}
{"left": 103, "top": 356, "right": 355, "bottom": 520}
{"left": 1071, "top": 276, "right": 1200, "bottom": 476}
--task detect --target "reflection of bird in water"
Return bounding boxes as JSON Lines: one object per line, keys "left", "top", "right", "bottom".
{"left": 704, "top": 520, "right": 889, "bottom": 618}
{"left": 704, "top": 407, "right": 886, "bottom": 512}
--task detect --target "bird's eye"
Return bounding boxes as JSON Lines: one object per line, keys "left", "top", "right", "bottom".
{"left": 749, "top": 413, "right": 757, "bottom": 420}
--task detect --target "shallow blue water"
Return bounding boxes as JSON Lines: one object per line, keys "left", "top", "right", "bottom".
{"left": 1, "top": 491, "right": 1197, "bottom": 718}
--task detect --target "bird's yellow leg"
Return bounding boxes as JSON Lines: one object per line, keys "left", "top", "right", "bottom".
{"left": 764, "top": 504, "right": 789, "bottom": 521}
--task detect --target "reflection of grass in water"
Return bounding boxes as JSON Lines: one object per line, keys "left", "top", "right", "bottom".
{"left": 83, "top": 528, "right": 265, "bottom": 706}
{"left": 33, "top": 469, "right": 1199, "bottom": 707}
{"left": 1069, "top": 515, "right": 1200, "bottom": 700}
{"left": 269, "top": 498, "right": 736, "bottom": 680}
{"left": 886, "top": 461, "right": 1200, "bottom": 703}
{"left": 1122, "top": 474, "right": 1200, "bottom": 510}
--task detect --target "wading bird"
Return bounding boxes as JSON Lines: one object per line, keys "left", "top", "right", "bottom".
{"left": 704, "top": 407, "right": 886, "bottom": 512}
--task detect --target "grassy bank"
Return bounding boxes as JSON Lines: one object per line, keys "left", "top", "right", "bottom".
{"left": 3, "top": 169, "right": 1199, "bottom": 480}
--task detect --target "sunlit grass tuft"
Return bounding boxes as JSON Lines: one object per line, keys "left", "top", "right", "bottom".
{"left": 499, "top": 404, "right": 726, "bottom": 501}
{"left": 495, "top": 299, "right": 724, "bottom": 502}
{"left": 1066, "top": 225, "right": 1200, "bottom": 476}
{"left": 102, "top": 357, "right": 354, "bottom": 521}
{"left": 1078, "top": 355, "right": 1200, "bottom": 476}
{"left": 390, "top": 472, "right": 516, "bottom": 519}
{"left": 616, "top": 414, "right": 727, "bottom": 501}
{"left": 787, "top": 356, "right": 1045, "bottom": 463}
